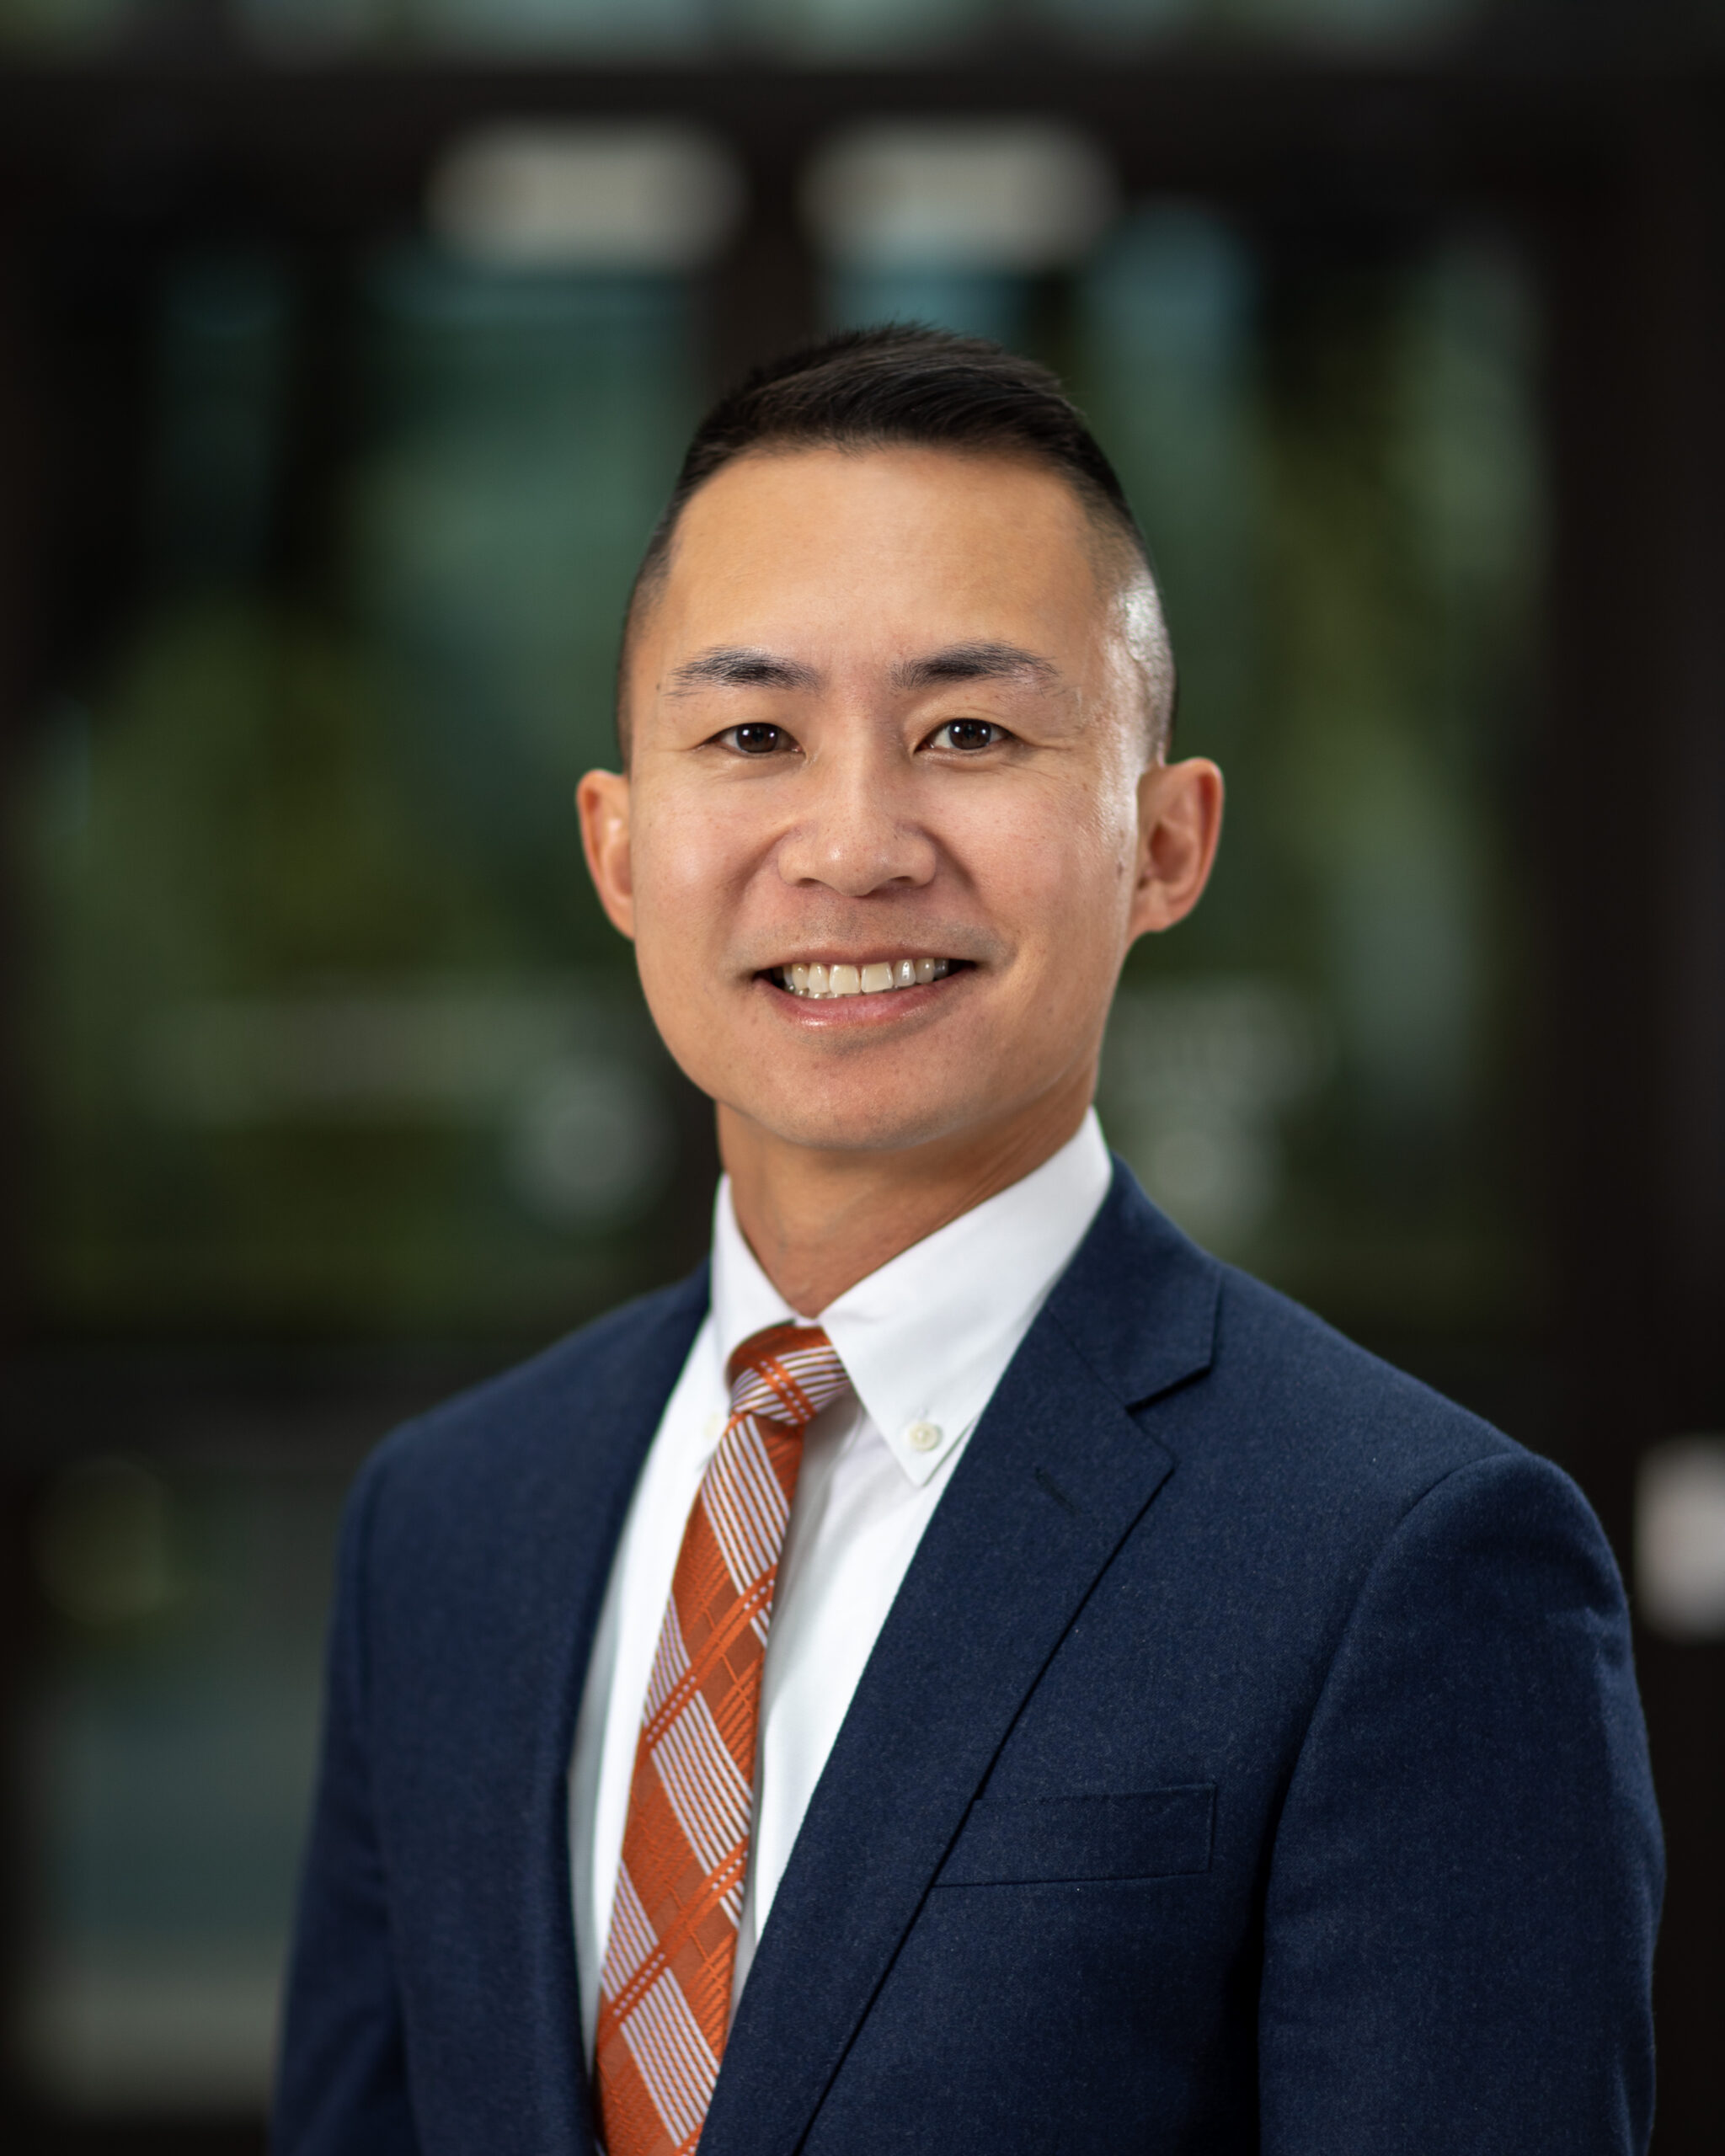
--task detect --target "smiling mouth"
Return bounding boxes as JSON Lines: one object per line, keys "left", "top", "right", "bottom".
{"left": 768, "top": 958, "right": 961, "bottom": 1000}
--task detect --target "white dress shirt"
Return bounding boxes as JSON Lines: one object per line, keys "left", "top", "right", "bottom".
{"left": 567, "top": 1108, "right": 1114, "bottom": 2054}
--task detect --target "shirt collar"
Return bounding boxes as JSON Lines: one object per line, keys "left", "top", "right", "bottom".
{"left": 709, "top": 1110, "right": 1113, "bottom": 1487}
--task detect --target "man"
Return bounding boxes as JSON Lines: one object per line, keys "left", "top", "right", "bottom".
{"left": 276, "top": 328, "right": 1660, "bottom": 2155}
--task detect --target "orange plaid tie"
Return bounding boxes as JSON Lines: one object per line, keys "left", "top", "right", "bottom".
{"left": 594, "top": 1322, "right": 851, "bottom": 2156}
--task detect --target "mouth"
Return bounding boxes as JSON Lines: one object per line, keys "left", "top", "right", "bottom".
{"left": 763, "top": 958, "right": 965, "bottom": 1000}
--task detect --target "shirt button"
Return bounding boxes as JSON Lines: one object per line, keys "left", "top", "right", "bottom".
{"left": 703, "top": 1412, "right": 726, "bottom": 1442}
{"left": 905, "top": 1420, "right": 943, "bottom": 1454}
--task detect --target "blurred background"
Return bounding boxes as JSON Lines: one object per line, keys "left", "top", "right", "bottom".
{"left": 0, "top": 1, "right": 1721, "bottom": 2148}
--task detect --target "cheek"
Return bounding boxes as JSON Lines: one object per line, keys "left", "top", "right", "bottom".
{"left": 626, "top": 809, "right": 743, "bottom": 1097}
{"left": 628, "top": 796, "right": 744, "bottom": 977}
{"left": 955, "top": 780, "right": 1134, "bottom": 945}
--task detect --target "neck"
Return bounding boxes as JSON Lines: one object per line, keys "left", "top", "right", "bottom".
{"left": 718, "top": 1066, "right": 1097, "bottom": 1316}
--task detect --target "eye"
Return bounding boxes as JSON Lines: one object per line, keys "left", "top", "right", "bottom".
{"left": 927, "top": 718, "right": 1007, "bottom": 752}
{"left": 719, "top": 723, "right": 796, "bottom": 757}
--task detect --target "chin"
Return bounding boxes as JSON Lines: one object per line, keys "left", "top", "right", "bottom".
{"left": 729, "top": 1082, "right": 989, "bottom": 1158}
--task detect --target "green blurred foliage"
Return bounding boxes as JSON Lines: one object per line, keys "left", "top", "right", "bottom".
{"left": 21, "top": 253, "right": 698, "bottom": 1338}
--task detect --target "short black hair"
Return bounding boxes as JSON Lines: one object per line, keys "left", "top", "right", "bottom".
{"left": 617, "top": 323, "right": 1173, "bottom": 757}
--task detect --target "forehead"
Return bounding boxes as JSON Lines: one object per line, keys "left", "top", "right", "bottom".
{"left": 647, "top": 444, "right": 1110, "bottom": 661}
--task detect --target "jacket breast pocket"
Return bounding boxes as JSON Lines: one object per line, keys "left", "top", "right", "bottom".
{"left": 933, "top": 1784, "right": 1215, "bottom": 1887}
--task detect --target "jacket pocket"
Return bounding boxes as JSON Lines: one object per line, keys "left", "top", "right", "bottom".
{"left": 933, "top": 1784, "right": 1215, "bottom": 1886}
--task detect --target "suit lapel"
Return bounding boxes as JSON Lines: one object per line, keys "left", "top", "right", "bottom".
{"left": 698, "top": 1168, "right": 1220, "bottom": 2156}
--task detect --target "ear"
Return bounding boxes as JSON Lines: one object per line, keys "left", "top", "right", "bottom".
{"left": 1126, "top": 756, "right": 1225, "bottom": 941}
{"left": 577, "top": 768, "right": 636, "bottom": 940}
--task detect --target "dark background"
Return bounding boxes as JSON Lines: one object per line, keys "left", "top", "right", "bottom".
{"left": 0, "top": 0, "right": 1721, "bottom": 2147}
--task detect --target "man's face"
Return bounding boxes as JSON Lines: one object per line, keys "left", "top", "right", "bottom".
{"left": 582, "top": 444, "right": 1196, "bottom": 1162}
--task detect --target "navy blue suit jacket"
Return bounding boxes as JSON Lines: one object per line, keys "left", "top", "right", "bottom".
{"left": 275, "top": 1163, "right": 1661, "bottom": 2154}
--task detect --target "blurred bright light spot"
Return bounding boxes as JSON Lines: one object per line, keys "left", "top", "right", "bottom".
{"left": 804, "top": 122, "right": 1116, "bottom": 274}
{"left": 22, "top": 1948, "right": 282, "bottom": 2115}
{"left": 428, "top": 123, "right": 745, "bottom": 274}
{"left": 1637, "top": 1437, "right": 1725, "bottom": 1640}
{"left": 509, "top": 1057, "right": 674, "bottom": 1227}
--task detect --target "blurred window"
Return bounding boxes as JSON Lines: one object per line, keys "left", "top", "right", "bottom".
{"left": 22, "top": 131, "right": 747, "bottom": 1344}
{"left": 1081, "top": 210, "right": 1542, "bottom": 1334}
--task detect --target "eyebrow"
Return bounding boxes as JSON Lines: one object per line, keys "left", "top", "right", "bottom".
{"left": 889, "top": 642, "right": 1062, "bottom": 692}
{"left": 663, "top": 638, "right": 1064, "bottom": 699}
{"left": 665, "top": 647, "right": 822, "bottom": 695}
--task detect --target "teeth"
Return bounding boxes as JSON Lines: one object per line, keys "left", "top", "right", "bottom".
{"left": 777, "top": 958, "right": 953, "bottom": 999}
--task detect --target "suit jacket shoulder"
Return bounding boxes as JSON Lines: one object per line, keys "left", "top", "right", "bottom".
{"left": 1210, "top": 1257, "right": 1514, "bottom": 1479}
{"left": 1201, "top": 1258, "right": 1522, "bottom": 1549}
{"left": 1044, "top": 1167, "right": 1536, "bottom": 1646}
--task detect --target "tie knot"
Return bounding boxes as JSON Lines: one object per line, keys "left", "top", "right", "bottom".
{"left": 725, "top": 1323, "right": 850, "bottom": 1432}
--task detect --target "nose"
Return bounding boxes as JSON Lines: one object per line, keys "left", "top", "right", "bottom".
{"left": 774, "top": 734, "right": 937, "bottom": 898}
